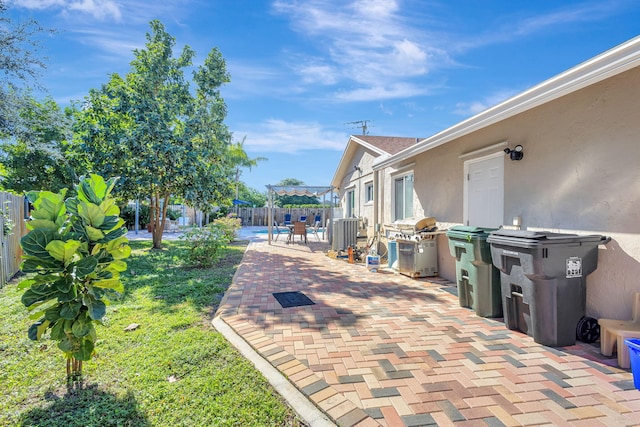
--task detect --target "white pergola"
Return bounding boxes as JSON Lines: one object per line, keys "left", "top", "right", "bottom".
{"left": 266, "top": 185, "right": 334, "bottom": 244}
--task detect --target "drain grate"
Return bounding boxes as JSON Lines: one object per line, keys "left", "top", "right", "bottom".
{"left": 273, "top": 291, "right": 315, "bottom": 308}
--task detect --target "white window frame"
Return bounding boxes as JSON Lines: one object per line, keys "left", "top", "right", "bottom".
{"left": 345, "top": 189, "right": 355, "bottom": 217}
{"left": 392, "top": 171, "right": 414, "bottom": 221}
{"left": 364, "top": 181, "right": 374, "bottom": 204}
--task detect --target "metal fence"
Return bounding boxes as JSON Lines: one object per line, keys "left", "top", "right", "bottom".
{"left": 0, "top": 192, "right": 26, "bottom": 288}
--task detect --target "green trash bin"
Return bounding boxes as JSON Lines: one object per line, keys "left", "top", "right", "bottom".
{"left": 446, "top": 226, "right": 502, "bottom": 317}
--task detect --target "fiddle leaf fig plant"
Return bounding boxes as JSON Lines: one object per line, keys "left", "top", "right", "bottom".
{"left": 18, "top": 174, "right": 131, "bottom": 380}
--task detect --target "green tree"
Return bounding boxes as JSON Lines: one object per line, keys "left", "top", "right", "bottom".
{"left": 1, "top": 96, "right": 78, "bottom": 193}
{"left": 237, "top": 184, "right": 267, "bottom": 207}
{"left": 227, "top": 136, "right": 266, "bottom": 200}
{"left": 18, "top": 174, "right": 130, "bottom": 380}
{"left": 0, "top": 1, "right": 52, "bottom": 138}
{"left": 74, "top": 20, "right": 234, "bottom": 249}
{"left": 275, "top": 178, "right": 321, "bottom": 207}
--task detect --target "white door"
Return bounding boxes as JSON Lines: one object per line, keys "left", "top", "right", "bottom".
{"left": 464, "top": 153, "right": 504, "bottom": 227}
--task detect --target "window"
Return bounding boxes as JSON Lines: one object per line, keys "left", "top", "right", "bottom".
{"left": 394, "top": 173, "right": 413, "bottom": 220}
{"left": 346, "top": 189, "right": 355, "bottom": 217}
{"left": 365, "top": 182, "right": 374, "bottom": 203}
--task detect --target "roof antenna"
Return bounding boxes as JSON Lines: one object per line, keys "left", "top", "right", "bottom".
{"left": 345, "top": 120, "right": 372, "bottom": 135}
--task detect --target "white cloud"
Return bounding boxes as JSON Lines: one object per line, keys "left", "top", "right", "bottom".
{"left": 12, "top": 0, "right": 122, "bottom": 20}
{"left": 234, "top": 119, "right": 347, "bottom": 153}
{"left": 272, "top": 0, "right": 448, "bottom": 101}
{"left": 334, "top": 82, "right": 431, "bottom": 102}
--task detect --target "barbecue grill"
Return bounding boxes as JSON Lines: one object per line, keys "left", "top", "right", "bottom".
{"left": 391, "top": 217, "right": 439, "bottom": 278}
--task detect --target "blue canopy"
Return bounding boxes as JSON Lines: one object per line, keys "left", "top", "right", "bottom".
{"left": 232, "top": 199, "right": 252, "bottom": 205}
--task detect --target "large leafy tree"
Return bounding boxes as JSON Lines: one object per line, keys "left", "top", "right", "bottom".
{"left": 0, "top": 1, "right": 52, "bottom": 138}
{"left": 1, "top": 96, "right": 78, "bottom": 193}
{"left": 74, "top": 21, "right": 234, "bottom": 248}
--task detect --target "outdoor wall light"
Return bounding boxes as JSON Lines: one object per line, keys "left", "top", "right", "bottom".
{"left": 504, "top": 144, "right": 524, "bottom": 161}
{"left": 354, "top": 165, "right": 363, "bottom": 172}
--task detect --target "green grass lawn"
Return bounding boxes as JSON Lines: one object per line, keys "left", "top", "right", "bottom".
{"left": 0, "top": 239, "right": 303, "bottom": 427}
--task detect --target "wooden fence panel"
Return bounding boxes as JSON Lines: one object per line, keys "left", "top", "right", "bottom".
{"left": 0, "top": 192, "right": 26, "bottom": 287}
{"left": 233, "top": 207, "right": 330, "bottom": 227}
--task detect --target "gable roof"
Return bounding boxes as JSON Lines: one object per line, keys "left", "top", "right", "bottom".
{"left": 375, "top": 35, "right": 640, "bottom": 170}
{"left": 352, "top": 135, "right": 420, "bottom": 155}
{"left": 331, "top": 135, "right": 420, "bottom": 188}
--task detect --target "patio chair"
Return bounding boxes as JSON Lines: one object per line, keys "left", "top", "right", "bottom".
{"left": 314, "top": 214, "right": 321, "bottom": 224}
{"left": 299, "top": 215, "right": 307, "bottom": 224}
{"left": 292, "top": 221, "right": 307, "bottom": 244}
{"left": 273, "top": 221, "right": 282, "bottom": 241}
{"left": 598, "top": 292, "right": 640, "bottom": 368}
{"left": 283, "top": 213, "right": 292, "bottom": 225}
{"left": 308, "top": 220, "right": 321, "bottom": 241}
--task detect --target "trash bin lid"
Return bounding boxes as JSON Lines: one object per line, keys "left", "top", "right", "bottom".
{"left": 447, "top": 225, "right": 497, "bottom": 240}
{"left": 487, "top": 229, "right": 608, "bottom": 247}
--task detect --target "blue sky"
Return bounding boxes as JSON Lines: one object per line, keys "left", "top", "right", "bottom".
{"left": 6, "top": 0, "right": 640, "bottom": 192}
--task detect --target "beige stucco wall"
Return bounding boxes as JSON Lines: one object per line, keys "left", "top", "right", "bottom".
{"left": 380, "top": 66, "right": 640, "bottom": 319}
{"left": 336, "top": 146, "right": 378, "bottom": 237}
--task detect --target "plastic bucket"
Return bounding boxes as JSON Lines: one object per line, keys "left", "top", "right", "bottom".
{"left": 366, "top": 255, "right": 380, "bottom": 272}
{"left": 625, "top": 338, "right": 640, "bottom": 390}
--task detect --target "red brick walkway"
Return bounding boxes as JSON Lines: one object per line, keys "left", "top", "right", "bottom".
{"left": 216, "top": 236, "right": 640, "bottom": 426}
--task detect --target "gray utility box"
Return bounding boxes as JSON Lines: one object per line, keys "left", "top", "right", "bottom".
{"left": 486, "top": 230, "right": 609, "bottom": 347}
{"left": 446, "top": 226, "right": 502, "bottom": 318}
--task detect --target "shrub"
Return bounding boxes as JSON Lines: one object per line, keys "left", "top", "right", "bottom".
{"left": 18, "top": 174, "right": 130, "bottom": 380}
{"left": 121, "top": 204, "right": 150, "bottom": 229}
{"left": 165, "top": 208, "right": 180, "bottom": 220}
{"left": 215, "top": 216, "right": 242, "bottom": 241}
{"left": 180, "top": 224, "right": 228, "bottom": 268}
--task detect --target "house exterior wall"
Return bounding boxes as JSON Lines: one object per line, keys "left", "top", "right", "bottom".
{"left": 336, "top": 146, "right": 378, "bottom": 234}
{"left": 381, "top": 66, "right": 640, "bottom": 319}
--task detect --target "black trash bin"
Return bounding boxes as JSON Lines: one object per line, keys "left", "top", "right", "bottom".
{"left": 446, "top": 226, "right": 502, "bottom": 317}
{"left": 487, "top": 229, "right": 609, "bottom": 347}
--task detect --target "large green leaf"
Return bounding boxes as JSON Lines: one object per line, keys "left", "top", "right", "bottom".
{"left": 28, "top": 319, "right": 51, "bottom": 341}
{"left": 44, "top": 304, "right": 62, "bottom": 322}
{"left": 46, "top": 240, "right": 80, "bottom": 264}
{"left": 99, "top": 215, "right": 121, "bottom": 231}
{"left": 26, "top": 219, "right": 58, "bottom": 231}
{"left": 78, "top": 201, "right": 105, "bottom": 227}
{"left": 83, "top": 295, "right": 106, "bottom": 320}
{"left": 75, "top": 256, "right": 98, "bottom": 278}
{"left": 50, "top": 319, "right": 66, "bottom": 340}
{"left": 100, "top": 198, "right": 120, "bottom": 216}
{"left": 73, "top": 338, "right": 95, "bottom": 361}
{"left": 31, "top": 190, "right": 67, "bottom": 222}
{"left": 20, "top": 258, "right": 64, "bottom": 273}
{"left": 93, "top": 278, "right": 124, "bottom": 293}
{"left": 65, "top": 197, "right": 79, "bottom": 215}
{"left": 58, "top": 336, "right": 77, "bottom": 353}
{"left": 21, "top": 287, "right": 58, "bottom": 308}
{"left": 86, "top": 225, "right": 105, "bottom": 241}
{"left": 21, "top": 229, "right": 58, "bottom": 260}
{"left": 60, "top": 300, "right": 82, "bottom": 320}
{"left": 72, "top": 314, "right": 92, "bottom": 338}
{"left": 97, "top": 227, "right": 127, "bottom": 244}
{"left": 78, "top": 179, "right": 102, "bottom": 205}
{"left": 55, "top": 276, "right": 74, "bottom": 293}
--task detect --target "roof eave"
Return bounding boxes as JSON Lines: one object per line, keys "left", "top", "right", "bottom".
{"left": 374, "top": 35, "right": 640, "bottom": 170}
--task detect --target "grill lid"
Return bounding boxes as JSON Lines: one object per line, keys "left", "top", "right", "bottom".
{"left": 394, "top": 217, "right": 437, "bottom": 232}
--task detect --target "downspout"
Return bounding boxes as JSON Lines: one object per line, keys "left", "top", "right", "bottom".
{"left": 373, "top": 169, "right": 379, "bottom": 254}
{"left": 267, "top": 186, "right": 273, "bottom": 245}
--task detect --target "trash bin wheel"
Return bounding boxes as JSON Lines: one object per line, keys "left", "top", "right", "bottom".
{"left": 576, "top": 316, "right": 600, "bottom": 343}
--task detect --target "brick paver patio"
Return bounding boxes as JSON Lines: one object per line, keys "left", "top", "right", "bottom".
{"left": 215, "top": 232, "right": 640, "bottom": 426}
